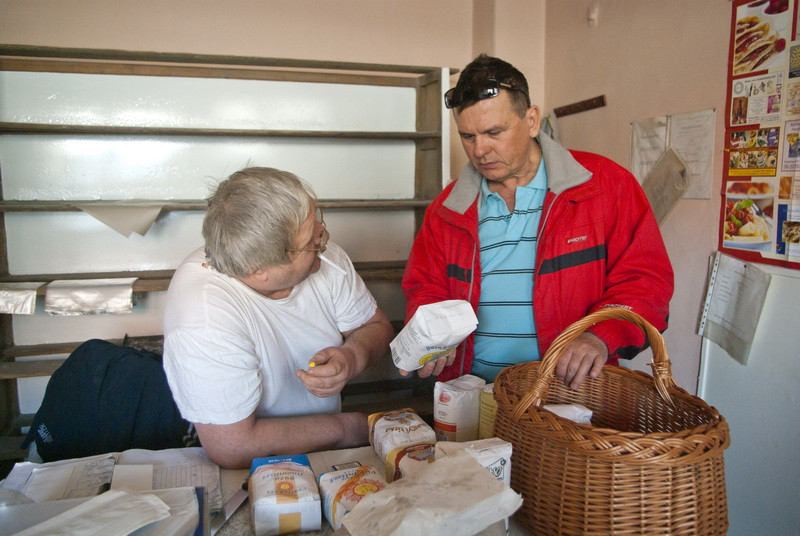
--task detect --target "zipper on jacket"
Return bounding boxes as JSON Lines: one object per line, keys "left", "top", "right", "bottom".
{"left": 459, "top": 242, "right": 478, "bottom": 378}
{"left": 534, "top": 190, "right": 562, "bottom": 278}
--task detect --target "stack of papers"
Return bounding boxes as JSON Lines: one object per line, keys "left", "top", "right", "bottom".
{"left": 0, "top": 447, "right": 220, "bottom": 536}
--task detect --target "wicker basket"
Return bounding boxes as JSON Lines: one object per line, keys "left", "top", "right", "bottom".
{"left": 493, "top": 307, "right": 730, "bottom": 535}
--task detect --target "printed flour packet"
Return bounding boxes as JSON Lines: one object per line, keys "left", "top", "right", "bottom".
{"left": 318, "top": 464, "right": 387, "bottom": 530}
{"left": 368, "top": 408, "right": 437, "bottom": 482}
{"left": 391, "top": 300, "right": 478, "bottom": 372}
{"left": 478, "top": 383, "right": 498, "bottom": 439}
{"left": 434, "top": 374, "right": 486, "bottom": 442}
{"left": 248, "top": 454, "right": 321, "bottom": 536}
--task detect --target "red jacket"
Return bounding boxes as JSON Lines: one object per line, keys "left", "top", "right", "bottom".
{"left": 402, "top": 134, "right": 674, "bottom": 381}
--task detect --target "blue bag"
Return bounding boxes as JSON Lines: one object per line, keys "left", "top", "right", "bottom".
{"left": 22, "top": 339, "right": 197, "bottom": 462}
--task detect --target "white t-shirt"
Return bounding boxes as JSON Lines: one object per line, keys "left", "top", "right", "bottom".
{"left": 163, "top": 242, "right": 378, "bottom": 425}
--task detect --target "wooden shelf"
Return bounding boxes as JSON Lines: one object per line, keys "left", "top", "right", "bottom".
{"left": 0, "top": 45, "right": 444, "bottom": 442}
{"left": 0, "top": 359, "right": 64, "bottom": 379}
{"left": 0, "top": 198, "right": 434, "bottom": 213}
{"left": 0, "top": 44, "right": 451, "bottom": 77}
{"left": 0, "top": 121, "right": 440, "bottom": 140}
{"left": 0, "top": 260, "right": 407, "bottom": 295}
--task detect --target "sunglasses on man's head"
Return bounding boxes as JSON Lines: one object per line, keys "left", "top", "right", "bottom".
{"left": 444, "top": 78, "right": 528, "bottom": 109}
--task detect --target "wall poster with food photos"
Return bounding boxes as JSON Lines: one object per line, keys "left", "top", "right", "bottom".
{"left": 725, "top": 0, "right": 800, "bottom": 269}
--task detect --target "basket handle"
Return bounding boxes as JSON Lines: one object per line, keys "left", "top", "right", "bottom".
{"left": 511, "top": 307, "right": 676, "bottom": 422}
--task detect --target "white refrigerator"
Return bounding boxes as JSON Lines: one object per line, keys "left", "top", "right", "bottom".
{"left": 697, "top": 266, "right": 800, "bottom": 535}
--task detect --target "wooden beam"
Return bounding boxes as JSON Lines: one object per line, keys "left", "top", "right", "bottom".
{"left": 553, "top": 95, "right": 606, "bottom": 118}
{"left": 0, "top": 44, "right": 447, "bottom": 76}
{"left": 0, "top": 198, "right": 434, "bottom": 213}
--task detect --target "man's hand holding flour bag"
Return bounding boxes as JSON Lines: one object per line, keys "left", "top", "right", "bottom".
{"left": 391, "top": 300, "right": 478, "bottom": 378}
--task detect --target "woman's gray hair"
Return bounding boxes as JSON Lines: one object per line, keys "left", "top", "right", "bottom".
{"left": 202, "top": 167, "right": 315, "bottom": 277}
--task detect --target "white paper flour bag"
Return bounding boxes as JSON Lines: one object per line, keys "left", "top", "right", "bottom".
{"left": 248, "top": 454, "right": 321, "bottom": 536}
{"left": 367, "top": 408, "right": 437, "bottom": 482}
{"left": 319, "top": 464, "right": 386, "bottom": 530}
{"left": 391, "top": 300, "right": 478, "bottom": 372}
{"left": 433, "top": 374, "right": 486, "bottom": 442}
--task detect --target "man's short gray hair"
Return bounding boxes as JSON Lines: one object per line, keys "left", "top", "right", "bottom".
{"left": 202, "top": 167, "right": 314, "bottom": 277}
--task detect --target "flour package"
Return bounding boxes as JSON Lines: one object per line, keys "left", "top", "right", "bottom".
{"left": 368, "top": 408, "right": 437, "bottom": 482}
{"left": 435, "top": 437, "right": 513, "bottom": 487}
{"left": 390, "top": 300, "right": 478, "bottom": 372}
{"left": 318, "top": 464, "right": 387, "bottom": 530}
{"left": 478, "top": 383, "right": 498, "bottom": 439}
{"left": 433, "top": 374, "right": 486, "bottom": 442}
{"left": 435, "top": 438, "right": 515, "bottom": 533}
{"left": 249, "top": 454, "right": 321, "bottom": 536}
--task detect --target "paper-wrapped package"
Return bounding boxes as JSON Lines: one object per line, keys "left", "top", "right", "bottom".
{"left": 435, "top": 437, "right": 512, "bottom": 486}
{"left": 433, "top": 374, "right": 486, "bottom": 442}
{"left": 368, "top": 408, "right": 437, "bottom": 482}
{"left": 249, "top": 454, "right": 321, "bottom": 536}
{"left": 319, "top": 464, "right": 386, "bottom": 530}
{"left": 341, "top": 450, "right": 522, "bottom": 536}
{"left": 390, "top": 300, "right": 478, "bottom": 372}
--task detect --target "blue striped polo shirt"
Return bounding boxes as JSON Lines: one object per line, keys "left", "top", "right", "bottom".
{"left": 471, "top": 162, "right": 547, "bottom": 382}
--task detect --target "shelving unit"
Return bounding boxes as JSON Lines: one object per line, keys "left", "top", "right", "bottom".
{"left": 0, "top": 44, "right": 451, "bottom": 469}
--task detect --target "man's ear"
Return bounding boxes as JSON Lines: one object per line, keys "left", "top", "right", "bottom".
{"left": 528, "top": 105, "right": 542, "bottom": 139}
{"left": 250, "top": 268, "right": 270, "bottom": 283}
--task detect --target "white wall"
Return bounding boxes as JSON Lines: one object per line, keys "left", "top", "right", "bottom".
{"left": 544, "top": 0, "right": 732, "bottom": 393}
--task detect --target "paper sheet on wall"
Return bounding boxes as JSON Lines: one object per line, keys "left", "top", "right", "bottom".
{"left": 668, "top": 109, "right": 716, "bottom": 198}
{"left": 642, "top": 147, "right": 689, "bottom": 224}
{"left": 698, "top": 252, "right": 771, "bottom": 365}
{"left": 631, "top": 108, "right": 716, "bottom": 199}
{"left": 631, "top": 116, "right": 668, "bottom": 183}
{"left": 73, "top": 202, "right": 165, "bottom": 238}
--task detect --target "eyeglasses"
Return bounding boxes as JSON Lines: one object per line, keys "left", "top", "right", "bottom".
{"left": 287, "top": 206, "right": 329, "bottom": 255}
{"left": 444, "top": 78, "right": 528, "bottom": 109}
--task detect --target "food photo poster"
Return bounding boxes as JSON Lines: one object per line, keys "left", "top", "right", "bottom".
{"left": 726, "top": 0, "right": 800, "bottom": 268}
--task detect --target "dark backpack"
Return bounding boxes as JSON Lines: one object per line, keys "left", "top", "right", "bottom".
{"left": 22, "top": 339, "right": 197, "bottom": 462}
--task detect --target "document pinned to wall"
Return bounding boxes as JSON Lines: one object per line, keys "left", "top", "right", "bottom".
{"left": 697, "top": 251, "right": 771, "bottom": 365}
{"left": 631, "top": 108, "right": 716, "bottom": 199}
{"left": 641, "top": 147, "right": 689, "bottom": 225}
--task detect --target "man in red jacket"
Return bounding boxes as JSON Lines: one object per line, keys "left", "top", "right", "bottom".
{"left": 402, "top": 55, "right": 673, "bottom": 389}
